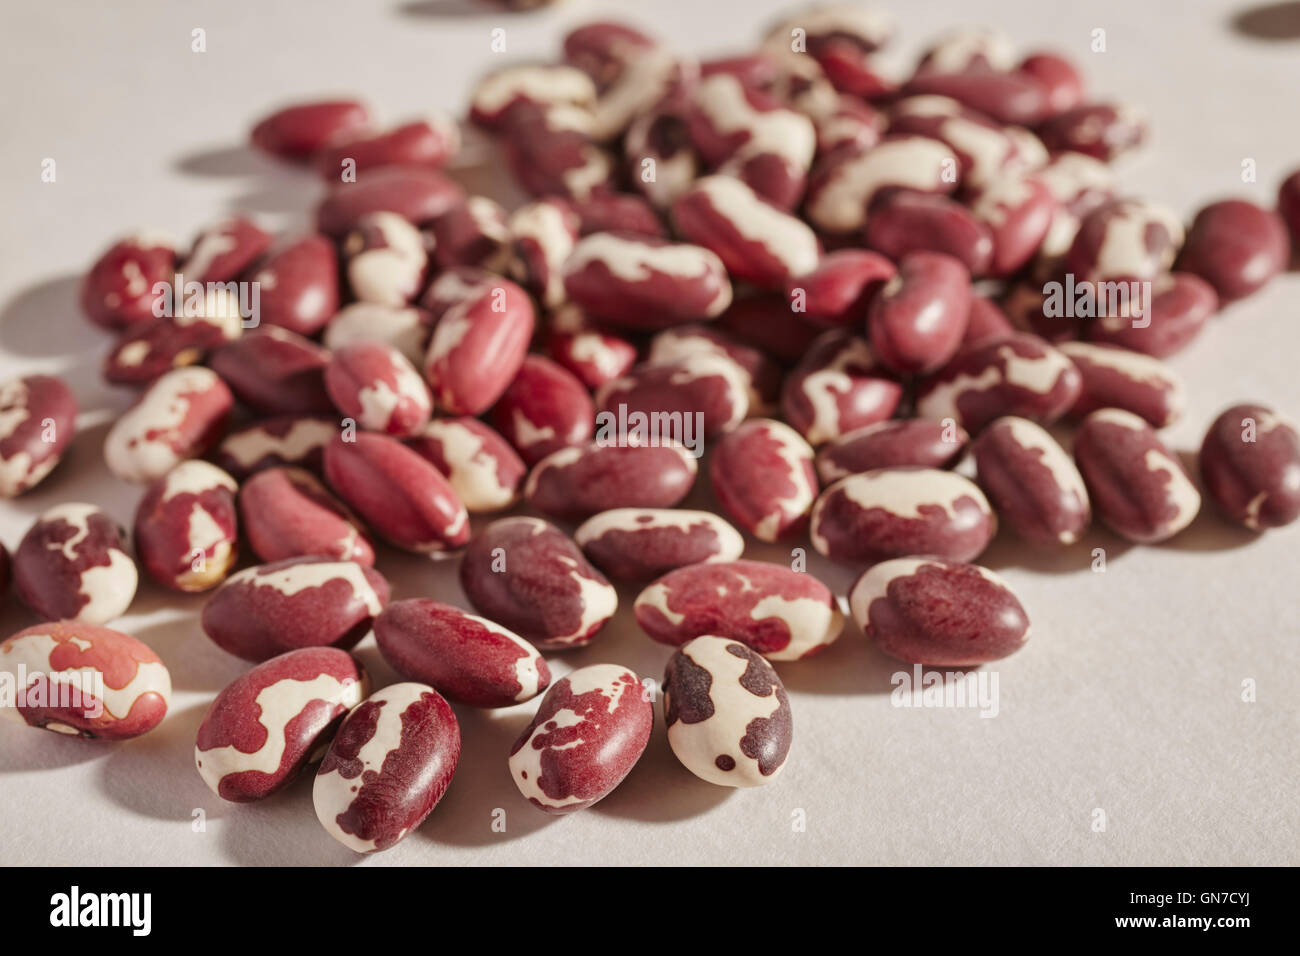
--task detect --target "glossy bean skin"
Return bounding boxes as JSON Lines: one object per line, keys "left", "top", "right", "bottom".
{"left": 867, "top": 251, "right": 971, "bottom": 375}
{"left": 423, "top": 277, "right": 535, "bottom": 416}
{"left": 134, "top": 461, "right": 239, "bottom": 592}
{"left": 239, "top": 466, "right": 374, "bottom": 565}
{"left": 1060, "top": 342, "right": 1186, "bottom": 428}
{"left": 710, "top": 419, "right": 817, "bottom": 542}
{"left": 784, "top": 249, "right": 896, "bottom": 329}
{"left": 1199, "top": 404, "right": 1300, "bottom": 531}
{"left": 342, "top": 212, "right": 429, "bottom": 307}
{"left": 972, "top": 416, "right": 1091, "bottom": 546}
{"left": 810, "top": 467, "right": 995, "bottom": 565}
{"left": 1064, "top": 198, "right": 1184, "bottom": 284}
{"left": 575, "top": 508, "right": 745, "bottom": 580}
{"left": 1073, "top": 408, "right": 1200, "bottom": 543}
{"left": 1083, "top": 273, "right": 1218, "bottom": 359}
{"left": 634, "top": 559, "right": 844, "bottom": 660}
{"left": 80, "top": 233, "right": 177, "bottom": 331}
{"left": 863, "top": 191, "right": 993, "bottom": 277}
{"left": 324, "top": 341, "right": 432, "bottom": 438}
{"left": 13, "top": 504, "right": 137, "bottom": 625}
{"left": 103, "top": 297, "right": 242, "bottom": 386}
{"left": 508, "top": 664, "right": 652, "bottom": 814}
{"left": 596, "top": 355, "right": 750, "bottom": 439}
{"left": 490, "top": 355, "right": 595, "bottom": 465}
{"left": 201, "top": 556, "right": 390, "bottom": 662}
{"left": 1036, "top": 103, "right": 1145, "bottom": 161}
{"left": 460, "top": 517, "right": 617, "bottom": 651}
{"left": 406, "top": 417, "right": 526, "bottom": 513}
{"left": 0, "top": 375, "right": 78, "bottom": 498}
{"left": 0, "top": 622, "right": 170, "bottom": 740}
{"left": 524, "top": 440, "right": 698, "bottom": 519}
{"left": 816, "top": 419, "right": 970, "bottom": 483}
{"left": 323, "top": 433, "right": 469, "bottom": 553}
{"left": 314, "top": 117, "right": 460, "bottom": 179}
{"left": 663, "top": 636, "right": 792, "bottom": 788}
{"left": 248, "top": 234, "right": 340, "bottom": 337}
{"left": 1279, "top": 170, "right": 1300, "bottom": 245}
{"left": 647, "top": 324, "right": 783, "bottom": 414}
{"left": 915, "top": 332, "right": 1082, "bottom": 433}
{"left": 805, "top": 135, "right": 958, "bottom": 234}
{"left": 103, "top": 367, "right": 233, "bottom": 484}
{"left": 251, "top": 99, "right": 372, "bottom": 161}
{"left": 179, "top": 217, "right": 272, "bottom": 284}
{"left": 314, "top": 682, "right": 460, "bottom": 853}
{"left": 1175, "top": 199, "right": 1290, "bottom": 302}
{"left": 780, "top": 331, "right": 903, "bottom": 445}
{"left": 849, "top": 557, "right": 1030, "bottom": 666}
{"left": 374, "top": 599, "right": 550, "bottom": 708}
{"left": 194, "top": 647, "right": 369, "bottom": 802}
{"left": 324, "top": 303, "right": 434, "bottom": 367}
{"left": 316, "top": 167, "right": 463, "bottom": 237}
{"left": 562, "top": 231, "right": 734, "bottom": 329}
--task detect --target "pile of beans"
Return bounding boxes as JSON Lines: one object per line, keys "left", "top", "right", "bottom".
{"left": 4, "top": 3, "right": 1300, "bottom": 854}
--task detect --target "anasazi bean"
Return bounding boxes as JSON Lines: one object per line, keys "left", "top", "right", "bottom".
{"left": 508, "top": 664, "right": 652, "bottom": 813}
{"left": 0, "top": 621, "right": 171, "bottom": 740}
{"left": 13, "top": 503, "right": 136, "bottom": 625}
{"left": 575, "top": 508, "right": 745, "bottom": 580}
{"left": 195, "top": 647, "right": 368, "bottom": 802}
{"left": 849, "top": 558, "right": 1030, "bottom": 666}
{"left": 1199, "top": 404, "right": 1300, "bottom": 531}
{"left": 972, "top": 416, "right": 1090, "bottom": 547}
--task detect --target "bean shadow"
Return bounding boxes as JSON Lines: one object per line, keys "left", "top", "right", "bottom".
{"left": 0, "top": 274, "right": 102, "bottom": 359}
{"left": 174, "top": 145, "right": 274, "bottom": 179}
{"left": 1231, "top": 1, "right": 1300, "bottom": 40}
{"left": 217, "top": 770, "right": 363, "bottom": 866}
{"left": 398, "top": 0, "right": 519, "bottom": 19}
{"left": 0, "top": 720, "right": 114, "bottom": 772}
{"left": 130, "top": 605, "right": 246, "bottom": 694}
{"left": 776, "top": 618, "right": 902, "bottom": 696}
{"left": 978, "top": 521, "right": 1132, "bottom": 574}
{"left": 97, "top": 701, "right": 214, "bottom": 821}
{"left": 591, "top": 720, "right": 732, "bottom": 823}
{"left": 1170, "top": 449, "right": 1259, "bottom": 553}
{"left": 419, "top": 704, "right": 558, "bottom": 846}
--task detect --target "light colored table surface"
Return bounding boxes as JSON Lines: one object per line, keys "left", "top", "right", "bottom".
{"left": 2, "top": 0, "right": 1298, "bottom": 866}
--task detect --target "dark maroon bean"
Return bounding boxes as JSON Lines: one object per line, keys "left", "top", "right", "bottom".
{"left": 972, "top": 416, "right": 1090, "bottom": 546}
{"left": 208, "top": 327, "right": 334, "bottom": 415}
{"left": 1175, "top": 199, "right": 1290, "bottom": 302}
{"left": 816, "top": 419, "right": 969, "bottom": 483}
{"left": 867, "top": 251, "right": 971, "bottom": 375}
{"left": 1073, "top": 408, "right": 1200, "bottom": 543}
{"left": 1060, "top": 342, "right": 1185, "bottom": 428}
{"left": 710, "top": 418, "right": 816, "bottom": 542}
{"left": 849, "top": 557, "right": 1030, "bottom": 665}
{"left": 316, "top": 167, "right": 464, "bottom": 237}
{"left": 784, "top": 249, "right": 896, "bottom": 329}
{"left": 781, "top": 330, "right": 903, "bottom": 445}
{"left": 1036, "top": 103, "right": 1146, "bottom": 161}
{"left": 524, "top": 440, "right": 697, "bottom": 519}
{"left": 810, "top": 467, "right": 995, "bottom": 565}
{"left": 246, "top": 234, "right": 340, "bottom": 337}
{"left": 250, "top": 99, "right": 372, "bottom": 161}
{"left": 863, "top": 191, "right": 993, "bottom": 277}
{"left": 314, "top": 117, "right": 460, "bottom": 179}
{"left": 1279, "top": 170, "right": 1300, "bottom": 246}
{"left": 597, "top": 356, "right": 749, "bottom": 439}
{"left": 1084, "top": 272, "right": 1218, "bottom": 358}
{"left": 1199, "top": 403, "right": 1300, "bottom": 531}
{"left": 13, "top": 503, "right": 137, "bottom": 625}
{"left": 574, "top": 508, "right": 745, "bottom": 580}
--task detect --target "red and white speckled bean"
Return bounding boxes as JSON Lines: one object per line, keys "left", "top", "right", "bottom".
{"left": 1199, "top": 404, "right": 1300, "bottom": 531}
{"left": 0, "top": 375, "right": 78, "bottom": 498}
{"left": 325, "top": 341, "right": 432, "bottom": 438}
{"left": 545, "top": 305, "right": 639, "bottom": 389}
{"left": 1073, "top": 408, "right": 1201, "bottom": 543}
{"left": 780, "top": 331, "right": 903, "bottom": 445}
{"left": 80, "top": 232, "right": 177, "bottom": 331}
{"left": 972, "top": 416, "right": 1091, "bottom": 546}
{"left": 13, "top": 503, "right": 137, "bottom": 625}
{"left": 324, "top": 303, "right": 434, "bottom": 367}
{"left": 810, "top": 467, "right": 995, "bottom": 565}
{"left": 1060, "top": 342, "right": 1185, "bottom": 428}
{"left": 249, "top": 234, "right": 340, "bottom": 337}
{"left": 596, "top": 355, "right": 750, "bottom": 438}
{"left": 710, "top": 418, "right": 817, "bottom": 542}
{"left": 314, "top": 116, "right": 460, "bottom": 179}
{"left": 490, "top": 355, "right": 595, "bottom": 465}
{"left": 524, "top": 440, "right": 698, "bottom": 519}
{"left": 133, "top": 460, "right": 239, "bottom": 592}
{"left": 314, "top": 682, "right": 460, "bottom": 853}
{"left": 969, "top": 174, "right": 1057, "bottom": 277}
{"left": 862, "top": 190, "right": 994, "bottom": 277}
{"left": 1084, "top": 272, "right": 1218, "bottom": 359}
{"left": 915, "top": 332, "right": 1081, "bottom": 433}
{"left": 647, "top": 324, "right": 783, "bottom": 414}
{"left": 816, "top": 419, "right": 969, "bottom": 483}
{"left": 202, "top": 556, "right": 390, "bottom": 662}
{"left": 103, "top": 367, "right": 233, "bottom": 484}
{"left": 342, "top": 211, "right": 429, "bottom": 306}
{"left": 195, "top": 647, "right": 368, "bottom": 802}
{"left": 178, "top": 217, "right": 271, "bottom": 284}
{"left": 663, "top": 635, "right": 793, "bottom": 788}
{"left": 634, "top": 559, "right": 844, "bottom": 661}
{"left": 849, "top": 557, "right": 1030, "bottom": 665}
{"left": 323, "top": 432, "right": 469, "bottom": 553}
{"left": 575, "top": 508, "right": 745, "bottom": 580}
{"left": 1036, "top": 103, "right": 1146, "bottom": 161}
{"left": 214, "top": 415, "right": 336, "bottom": 481}
{"left": 671, "top": 175, "right": 820, "bottom": 289}
{"left": 508, "top": 663, "right": 652, "bottom": 813}
{"left": 0, "top": 621, "right": 170, "bottom": 739}
{"left": 406, "top": 416, "right": 525, "bottom": 513}
{"left": 510, "top": 199, "right": 581, "bottom": 309}
{"left": 374, "top": 599, "right": 550, "bottom": 708}
{"left": 239, "top": 466, "right": 374, "bottom": 566}
{"left": 804, "top": 135, "right": 958, "bottom": 234}
{"left": 469, "top": 64, "right": 597, "bottom": 129}
{"left": 422, "top": 276, "right": 535, "bottom": 416}
{"left": 460, "top": 517, "right": 617, "bottom": 651}
{"left": 1065, "top": 198, "right": 1184, "bottom": 284}
{"left": 431, "top": 195, "right": 513, "bottom": 272}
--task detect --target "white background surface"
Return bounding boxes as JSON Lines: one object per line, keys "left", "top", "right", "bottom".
{"left": 1, "top": 0, "right": 1298, "bottom": 866}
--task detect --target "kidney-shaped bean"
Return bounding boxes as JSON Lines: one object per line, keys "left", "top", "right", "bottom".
{"left": 375, "top": 599, "right": 550, "bottom": 708}
{"left": 596, "top": 355, "right": 750, "bottom": 439}
{"left": 239, "top": 466, "right": 374, "bottom": 566}
{"left": 202, "top": 556, "right": 390, "bottom": 662}
{"left": 816, "top": 419, "right": 969, "bottom": 483}
{"left": 490, "top": 355, "right": 595, "bottom": 465}
{"left": 710, "top": 418, "right": 817, "bottom": 542}
{"left": 972, "top": 416, "right": 1090, "bottom": 547}
{"left": 208, "top": 327, "right": 334, "bottom": 416}
{"left": 524, "top": 440, "right": 698, "bottom": 519}
{"left": 575, "top": 508, "right": 745, "bottom": 580}
{"left": 325, "top": 341, "right": 432, "bottom": 438}
{"left": 214, "top": 415, "right": 336, "bottom": 480}
{"left": 867, "top": 251, "right": 971, "bottom": 376}
{"left": 250, "top": 99, "right": 372, "bottom": 161}
{"left": 508, "top": 664, "right": 652, "bottom": 813}
{"left": 406, "top": 416, "right": 525, "bottom": 513}
{"left": 104, "top": 367, "right": 233, "bottom": 484}
{"left": 134, "top": 460, "right": 239, "bottom": 592}
{"left": 194, "top": 647, "right": 368, "bottom": 802}
{"left": 634, "top": 559, "right": 844, "bottom": 660}
{"left": 0, "top": 375, "right": 78, "bottom": 498}
{"left": 13, "top": 503, "right": 137, "bottom": 625}
{"left": 1199, "top": 403, "right": 1300, "bottom": 531}
{"left": 461, "top": 517, "right": 617, "bottom": 651}
{"left": 780, "top": 331, "right": 903, "bottom": 445}
{"left": 810, "top": 467, "right": 995, "bottom": 565}
{"left": 1175, "top": 199, "right": 1289, "bottom": 302}
{"left": 423, "top": 277, "right": 535, "bottom": 416}
{"left": 1060, "top": 342, "right": 1185, "bottom": 428}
